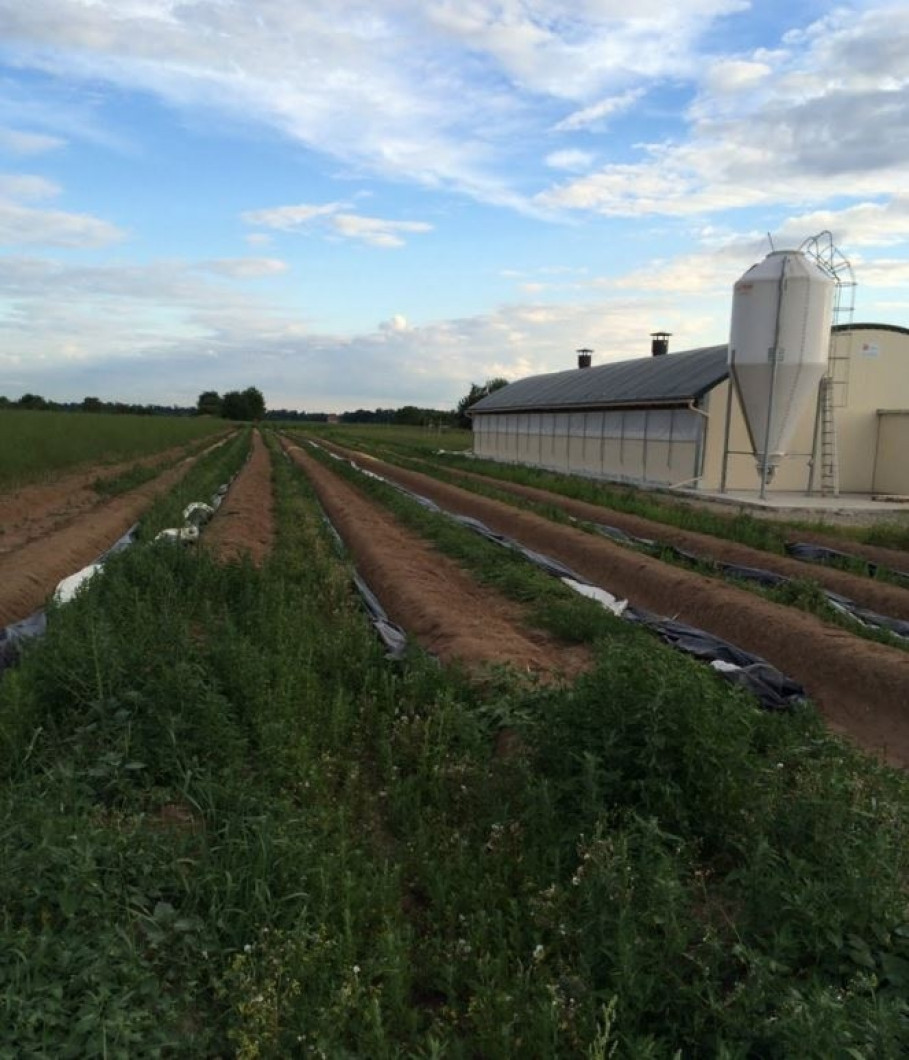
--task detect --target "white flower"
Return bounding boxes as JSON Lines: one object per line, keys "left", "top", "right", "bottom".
{"left": 533, "top": 944, "right": 545, "bottom": 961}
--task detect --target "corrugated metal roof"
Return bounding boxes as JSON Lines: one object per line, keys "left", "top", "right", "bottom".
{"left": 470, "top": 345, "right": 729, "bottom": 414}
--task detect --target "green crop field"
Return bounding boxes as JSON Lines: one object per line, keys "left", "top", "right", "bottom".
{"left": 0, "top": 410, "right": 229, "bottom": 491}
{"left": 1, "top": 430, "right": 908, "bottom": 1056}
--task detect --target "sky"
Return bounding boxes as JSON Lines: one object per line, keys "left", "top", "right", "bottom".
{"left": 0, "top": 0, "right": 907, "bottom": 414}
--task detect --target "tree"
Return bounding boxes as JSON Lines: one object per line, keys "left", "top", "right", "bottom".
{"left": 241, "top": 386, "right": 265, "bottom": 421}
{"left": 457, "top": 377, "right": 508, "bottom": 429}
{"left": 221, "top": 387, "right": 266, "bottom": 421}
{"left": 17, "top": 393, "right": 47, "bottom": 410}
{"left": 197, "top": 390, "right": 222, "bottom": 417}
{"left": 81, "top": 396, "right": 103, "bottom": 413}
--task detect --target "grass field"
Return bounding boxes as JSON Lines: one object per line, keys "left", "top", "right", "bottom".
{"left": 0, "top": 410, "right": 229, "bottom": 491}
{"left": 1, "top": 428, "right": 908, "bottom": 1056}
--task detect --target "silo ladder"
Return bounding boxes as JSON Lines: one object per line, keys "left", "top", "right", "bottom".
{"left": 814, "top": 375, "right": 839, "bottom": 497}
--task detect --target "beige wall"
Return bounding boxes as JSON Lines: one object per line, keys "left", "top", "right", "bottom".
{"left": 472, "top": 408, "right": 701, "bottom": 486}
{"left": 701, "top": 327, "right": 909, "bottom": 493}
{"left": 873, "top": 413, "right": 909, "bottom": 496}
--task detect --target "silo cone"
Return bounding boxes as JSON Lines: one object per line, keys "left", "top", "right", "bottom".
{"left": 729, "top": 250, "right": 835, "bottom": 486}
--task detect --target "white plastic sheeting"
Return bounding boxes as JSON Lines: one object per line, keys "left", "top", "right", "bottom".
{"left": 1, "top": 475, "right": 235, "bottom": 677}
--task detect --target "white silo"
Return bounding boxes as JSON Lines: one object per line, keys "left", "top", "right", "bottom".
{"left": 728, "top": 250, "right": 835, "bottom": 493}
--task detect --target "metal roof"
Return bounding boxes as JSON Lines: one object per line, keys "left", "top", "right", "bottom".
{"left": 470, "top": 345, "right": 729, "bottom": 414}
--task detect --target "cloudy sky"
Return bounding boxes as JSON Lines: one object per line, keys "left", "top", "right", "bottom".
{"left": 0, "top": 0, "right": 907, "bottom": 412}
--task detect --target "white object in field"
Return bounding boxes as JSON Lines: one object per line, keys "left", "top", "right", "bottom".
{"left": 729, "top": 250, "right": 835, "bottom": 480}
{"left": 54, "top": 563, "right": 103, "bottom": 604}
{"left": 155, "top": 525, "right": 200, "bottom": 544}
{"left": 710, "top": 659, "right": 741, "bottom": 674}
{"left": 560, "top": 577, "right": 628, "bottom": 617}
{"left": 183, "top": 501, "right": 215, "bottom": 527}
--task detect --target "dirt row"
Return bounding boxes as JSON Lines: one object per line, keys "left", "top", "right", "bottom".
{"left": 0, "top": 432, "right": 234, "bottom": 558}
{"left": 202, "top": 431, "right": 275, "bottom": 567}
{"left": 0, "top": 438, "right": 231, "bottom": 629}
{"left": 283, "top": 440, "right": 590, "bottom": 681}
{"left": 414, "top": 464, "right": 909, "bottom": 622}
{"left": 318, "top": 441, "right": 909, "bottom": 768}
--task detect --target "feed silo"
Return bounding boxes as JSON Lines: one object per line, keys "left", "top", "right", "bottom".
{"left": 728, "top": 250, "right": 835, "bottom": 493}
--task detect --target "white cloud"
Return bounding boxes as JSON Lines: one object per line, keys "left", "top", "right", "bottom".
{"left": 241, "top": 202, "right": 345, "bottom": 230}
{"left": 242, "top": 200, "right": 432, "bottom": 248}
{"left": 200, "top": 258, "right": 290, "bottom": 278}
{"left": 545, "top": 149, "right": 595, "bottom": 171}
{"left": 553, "top": 89, "right": 644, "bottom": 131}
{"left": 538, "top": 5, "right": 909, "bottom": 218}
{"left": 0, "top": 203, "right": 124, "bottom": 248}
{"left": 0, "top": 173, "right": 60, "bottom": 199}
{"left": 0, "top": 127, "right": 65, "bottom": 154}
{"left": 331, "top": 212, "right": 432, "bottom": 248}
{"left": 702, "top": 60, "right": 771, "bottom": 95}
{"left": 774, "top": 197, "right": 909, "bottom": 250}
{"left": 0, "top": 0, "right": 750, "bottom": 207}
{"left": 0, "top": 172, "right": 124, "bottom": 248}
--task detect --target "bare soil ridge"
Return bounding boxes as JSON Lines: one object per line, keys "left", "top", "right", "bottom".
{"left": 0, "top": 443, "right": 224, "bottom": 629}
{"left": 203, "top": 431, "right": 275, "bottom": 567}
{"left": 0, "top": 439, "right": 224, "bottom": 557}
{"left": 323, "top": 442, "right": 909, "bottom": 768}
{"left": 285, "top": 440, "right": 590, "bottom": 680}
{"left": 430, "top": 465, "right": 909, "bottom": 621}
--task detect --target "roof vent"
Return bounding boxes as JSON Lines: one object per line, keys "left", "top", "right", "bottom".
{"left": 651, "top": 331, "right": 671, "bottom": 356}
{"left": 576, "top": 347, "right": 593, "bottom": 369}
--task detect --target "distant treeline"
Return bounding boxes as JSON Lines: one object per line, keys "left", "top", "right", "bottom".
{"left": 0, "top": 394, "right": 196, "bottom": 417}
{"left": 267, "top": 406, "right": 460, "bottom": 426}
{"left": 339, "top": 406, "right": 458, "bottom": 426}
{"left": 2, "top": 377, "right": 508, "bottom": 428}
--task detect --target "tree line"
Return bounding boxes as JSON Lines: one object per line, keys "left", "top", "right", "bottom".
{"left": 1, "top": 376, "right": 510, "bottom": 428}
{"left": 0, "top": 394, "right": 196, "bottom": 417}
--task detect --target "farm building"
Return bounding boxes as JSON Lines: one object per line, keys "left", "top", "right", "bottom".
{"left": 469, "top": 322, "right": 909, "bottom": 497}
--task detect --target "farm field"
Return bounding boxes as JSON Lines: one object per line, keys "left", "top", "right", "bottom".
{"left": 0, "top": 409, "right": 230, "bottom": 491}
{"left": 2, "top": 426, "right": 909, "bottom": 1055}
{"left": 0, "top": 429, "right": 243, "bottom": 630}
{"left": 307, "top": 421, "right": 909, "bottom": 560}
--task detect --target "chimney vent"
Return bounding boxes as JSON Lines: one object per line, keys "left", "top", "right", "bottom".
{"left": 576, "top": 347, "right": 593, "bottom": 369}
{"left": 650, "top": 331, "right": 671, "bottom": 356}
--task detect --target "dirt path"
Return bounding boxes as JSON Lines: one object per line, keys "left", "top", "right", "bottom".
{"left": 320, "top": 443, "right": 909, "bottom": 768}
{"left": 285, "top": 441, "right": 590, "bottom": 681}
{"left": 0, "top": 432, "right": 233, "bottom": 557}
{"left": 0, "top": 446, "right": 219, "bottom": 629}
{"left": 203, "top": 431, "right": 274, "bottom": 567}
{"left": 409, "top": 464, "right": 909, "bottom": 622}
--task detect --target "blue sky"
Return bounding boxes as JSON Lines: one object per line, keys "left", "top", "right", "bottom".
{"left": 0, "top": 0, "right": 907, "bottom": 413}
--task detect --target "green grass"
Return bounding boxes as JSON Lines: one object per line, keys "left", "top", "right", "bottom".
{"left": 0, "top": 409, "right": 230, "bottom": 491}
{"left": 0, "top": 430, "right": 907, "bottom": 1056}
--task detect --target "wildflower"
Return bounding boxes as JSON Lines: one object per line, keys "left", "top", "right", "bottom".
{"left": 533, "top": 944, "right": 545, "bottom": 962}
{"left": 352, "top": 964, "right": 361, "bottom": 975}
